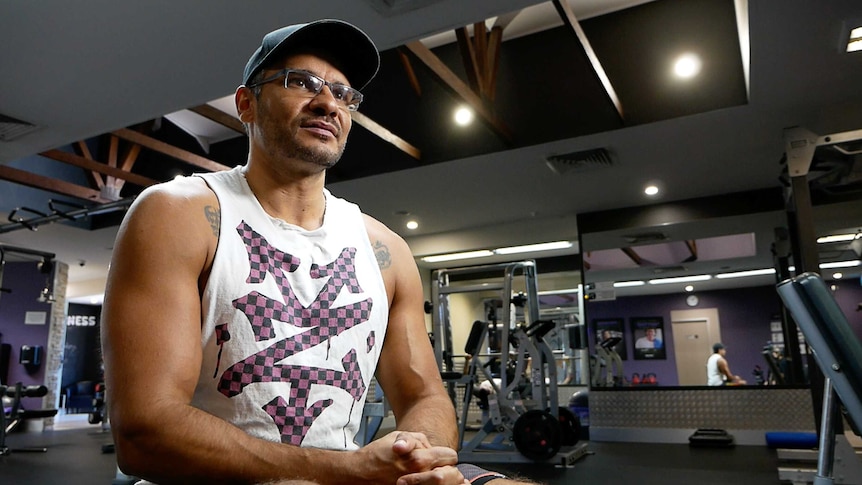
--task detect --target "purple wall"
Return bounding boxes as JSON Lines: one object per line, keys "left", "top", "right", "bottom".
{"left": 0, "top": 261, "right": 53, "bottom": 407}
{"left": 585, "top": 278, "right": 862, "bottom": 386}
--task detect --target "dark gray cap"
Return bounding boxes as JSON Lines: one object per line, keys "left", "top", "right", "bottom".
{"left": 243, "top": 19, "right": 380, "bottom": 89}
{"left": 713, "top": 342, "right": 725, "bottom": 352}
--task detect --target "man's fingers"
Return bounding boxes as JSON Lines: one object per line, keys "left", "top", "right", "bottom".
{"left": 395, "top": 465, "right": 466, "bottom": 485}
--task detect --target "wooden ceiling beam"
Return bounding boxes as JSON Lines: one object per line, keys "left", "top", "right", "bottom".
{"left": 398, "top": 49, "right": 422, "bottom": 97}
{"left": 552, "top": 0, "right": 625, "bottom": 120}
{"left": 621, "top": 247, "right": 643, "bottom": 265}
{"left": 73, "top": 140, "right": 104, "bottom": 189}
{"left": 112, "top": 128, "right": 231, "bottom": 173}
{"left": 39, "top": 149, "right": 158, "bottom": 188}
{"left": 0, "top": 165, "right": 110, "bottom": 203}
{"left": 404, "top": 40, "right": 513, "bottom": 144}
{"left": 188, "top": 104, "right": 245, "bottom": 134}
{"left": 455, "top": 27, "right": 482, "bottom": 95}
{"left": 351, "top": 111, "right": 421, "bottom": 160}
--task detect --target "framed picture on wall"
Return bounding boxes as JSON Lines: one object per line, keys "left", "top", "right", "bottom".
{"left": 592, "top": 318, "right": 627, "bottom": 360}
{"left": 631, "top": 316, "right": 666, "bottom": 360}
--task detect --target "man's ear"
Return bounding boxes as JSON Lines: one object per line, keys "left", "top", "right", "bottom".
{"left": 235, "top": 86, "right": 255, "bottom": 124}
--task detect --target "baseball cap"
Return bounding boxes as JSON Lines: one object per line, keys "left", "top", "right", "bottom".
{"left": 243, "top": 19, "right": 380, "bottom": 90}
{"left": 713, "top": 343, "right": 725, "bottom": 352}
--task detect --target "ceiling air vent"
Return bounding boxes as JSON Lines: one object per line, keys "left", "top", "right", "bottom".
{"left": 545, "top": 148, "right": 613, "bottom": 175}
{"left": 0, "top": 113, "right": 39, "bottom": 142}
{"left": 652, "top": 265, "right": 688, "bottom": 274}
{"left": 363, "top": 0, "right": 446, "bottom": 16}
{"left": 621, "top": 232, "right": 668, "bottom": 244}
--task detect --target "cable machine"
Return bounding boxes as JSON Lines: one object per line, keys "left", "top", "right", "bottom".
{"left": 430, "top": 261, "right": 588, "bottom": 466}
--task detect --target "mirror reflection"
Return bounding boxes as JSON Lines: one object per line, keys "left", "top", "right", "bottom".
{"left": 578, "top": 195, "right": 862, "bottom": 389}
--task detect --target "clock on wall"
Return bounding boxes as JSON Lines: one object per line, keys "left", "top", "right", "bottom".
{"left": 686, "top": 294, "right": 699, "bottom": 307}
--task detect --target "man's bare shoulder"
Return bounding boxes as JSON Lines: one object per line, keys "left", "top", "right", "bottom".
{"left": 361, "top": 214, "right": 410, "bottom": 271}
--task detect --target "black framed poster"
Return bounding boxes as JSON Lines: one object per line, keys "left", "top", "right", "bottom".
{"left": 631, "top": 316, "right": 666, "bottom": 360}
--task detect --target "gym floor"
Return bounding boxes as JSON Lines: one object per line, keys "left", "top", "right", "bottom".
{"left": 1, "top": 415, "right": 785, "bottom": 485}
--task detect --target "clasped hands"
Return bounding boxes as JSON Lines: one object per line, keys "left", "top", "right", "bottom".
{"left": 359, "top": 430, "right": 469, "bottom": 485}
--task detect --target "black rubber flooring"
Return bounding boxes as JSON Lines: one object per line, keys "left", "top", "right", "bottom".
{"left": 0, "top": 423, "right": 784, "bottom": 484}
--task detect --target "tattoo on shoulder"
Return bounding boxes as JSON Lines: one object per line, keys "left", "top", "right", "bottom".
{"left": 373, "top": 240, "right": 391, "bottom": 269}
{"left": 204, "top": 205, "right": 220, "bottom": 236}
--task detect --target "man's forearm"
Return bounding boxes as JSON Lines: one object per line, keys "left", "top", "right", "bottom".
{"left": 113, "top": 402, "right": 342, "bottom": 484}
{"left": 394, "top": 393, "right": 460, "bottom": 449}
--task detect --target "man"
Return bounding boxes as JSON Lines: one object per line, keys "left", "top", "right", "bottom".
{"left": 706, "top": 343, "right": 747, "bottom": 386}
{"left": 634, "top": 328, "right": 662, "bottom": 349}
{"left": 102, "top": 19, "right": 532, "bottom": 485}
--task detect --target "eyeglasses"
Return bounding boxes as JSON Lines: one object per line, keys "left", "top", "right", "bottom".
{"left": 246, "top": 69, "right": 364, "bottom": 111}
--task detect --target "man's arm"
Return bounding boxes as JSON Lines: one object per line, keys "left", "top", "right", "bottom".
{"left": 102, "top": 180, "right": 457, "bottom": 485}
{"left": 716, "top": 357, "right": 744, "bottom": 384}
{"left": 367, "top": 217, "right": 459, "bottom": 449}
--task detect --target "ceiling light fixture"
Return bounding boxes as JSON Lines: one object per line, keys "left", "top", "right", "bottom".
{"left": 644, "top": 185, "right": 659, "bottom": 196}
{"left": 820, "top": 260, "right": 861, "bottom": 269}
{"left": 405, "top": 220, "right": 419, "bottom": 230}
{"left": 495, "top": 241, "right": 573, "bottom": 255}
{"left": 673, "top": 53, "right": 702, "bottom": 78}
{"left": 684, "top": 285, "right": 694, "bottom": 292}
{"left": 613, "top": 280, "right": 645, "bottom": 288}
{"left": 648, "top": 274, "right": 712, "bottom": 285}
{"left": 833, "top": 272, "right": 844, "bottom": 279}
{"left": 715, "top": 268, "right": 776, "bottom": 279}
{"left": 846, "top": 25, "right": 862, "bottom": 53}
{"left": 421, "top": 250, "right": 494, "bottom": 263}
{"left": 454, "top": 106, "right": 474, "bottom": 126}
{"left": 816, "top": 233, "right": 860, "bottom": 243}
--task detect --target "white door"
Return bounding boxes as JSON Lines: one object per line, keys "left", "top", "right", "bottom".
{"left": 671, "top": 308, "right": 721, "bottom": 385}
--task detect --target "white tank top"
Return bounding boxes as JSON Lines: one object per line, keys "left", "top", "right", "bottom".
{"left": 706, "top": 353, "right": 725, "bottom": 386}
{"left": 191, "top": 166, "right": 389, "bottom": 451}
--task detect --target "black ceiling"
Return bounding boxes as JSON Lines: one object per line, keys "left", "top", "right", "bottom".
{"left": 107, "top": 0, "right": 746, "bottom": 190}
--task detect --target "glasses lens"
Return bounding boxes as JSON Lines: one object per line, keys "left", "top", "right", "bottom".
{"left": 330, "top": 85, "right": 362, "bottom": 109}
{"left": 285, "top": 71, "right": 323, "bottom": 94}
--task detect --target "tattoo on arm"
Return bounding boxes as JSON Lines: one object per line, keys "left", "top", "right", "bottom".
{"left": 373, "top": 240, "right": 391, "bottom": 269}
{"left": 204, "top": 205, "right": 220, "bottom": 237}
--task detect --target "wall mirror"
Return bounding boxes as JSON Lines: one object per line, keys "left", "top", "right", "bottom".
{"left": 577, "top": 189, "right": 862, "bottom": 389}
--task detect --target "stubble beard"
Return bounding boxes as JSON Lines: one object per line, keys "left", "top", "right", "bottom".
{"left": 272, "top": 118, "right": 346, "bottom": 172}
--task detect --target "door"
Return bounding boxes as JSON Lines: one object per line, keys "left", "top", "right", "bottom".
{"left": 671, "top": 308, "right": 721, "bottom": 385}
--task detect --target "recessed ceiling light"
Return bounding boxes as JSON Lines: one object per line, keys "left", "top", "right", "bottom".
{"left": 673, "top": 53, "right": 702, "bottom": 78}
{"left": 684, "top": 285, "right": 694, "bottom": 292}
{"left": 454, "top": 106, "right": 474, "bottom": 126}
{"left": 405, "top": 220, "right": 419, "bottom": 230}
{"left": 644, "top": 185, "right": 659, "bottom": 196}
{"left": 833, "top": 272, "right": 844, "bottom": 279}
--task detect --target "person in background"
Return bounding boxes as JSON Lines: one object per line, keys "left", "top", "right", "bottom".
{"left": 101, "top": 18, "right": 537, "bottom": 485}
{"left": 706, "top": 343, "right": 747, "bottom": 386}
{"left": 634, "top": 327, "right": 662, "bottom": 349}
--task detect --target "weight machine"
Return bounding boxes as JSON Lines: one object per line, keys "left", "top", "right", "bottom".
{"left": 430, "top": 261, "right": 588, "bottom": 465}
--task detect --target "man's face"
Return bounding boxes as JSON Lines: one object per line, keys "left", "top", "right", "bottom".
{"left": 247, "top": 53, "right": 354, "bottom": 173}
{"left": 646, "top": 328, "right": 656, "bottom": 340}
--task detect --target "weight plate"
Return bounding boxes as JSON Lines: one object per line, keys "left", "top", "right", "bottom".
{"left": 512, "top": 409, "right": 561, "bottom": 461}
{"left": 556, "top": 406, "right": 581, "bottom": 446}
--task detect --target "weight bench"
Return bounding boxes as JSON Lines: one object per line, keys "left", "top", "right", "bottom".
{"left": 776, "top": 272, "right": 862, "bottom": 484}
{"left": 1, "top": 382, "right": 58, "bottom": 455}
